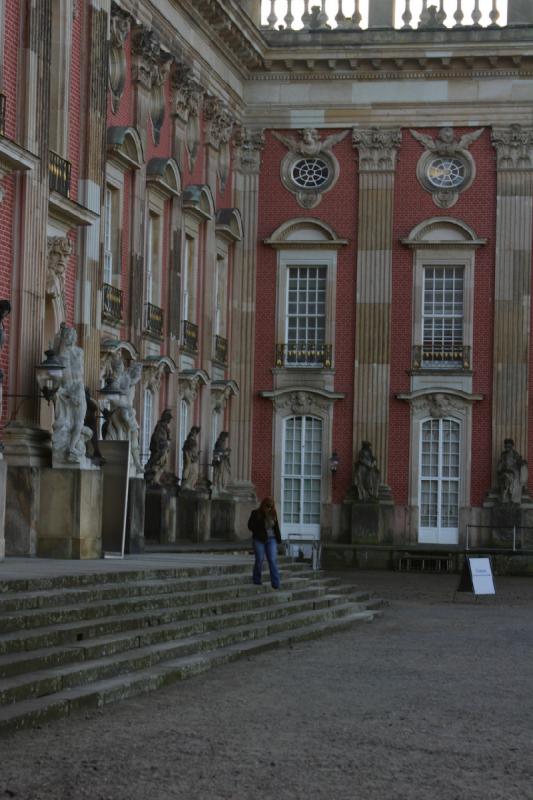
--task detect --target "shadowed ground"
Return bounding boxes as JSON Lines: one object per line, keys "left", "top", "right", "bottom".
{"left": 1, "top": 570, "right": 532, "bottom": 800}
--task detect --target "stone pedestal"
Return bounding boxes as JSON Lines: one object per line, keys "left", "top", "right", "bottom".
{"left": 487, "top": 498, "right": 533, "bottom": 549}
{"left": 2, "top": 423, "right": 51, "bottom": 556}
{"left": 37, "top": 468, "right": 103, "bottom": 558}
{"left": 345, "top": 487, "right": 394, "bottom": 546}
{"left": 125, "top": 477, "right": 145, "bottom": 554}
{"left": 211, "top": 495, "right": 236, "bottom": 540}
{"left": 177, "top": 489, "right": 211, "bottom": 543}
{"left": 144, "top": 485, "right": 178, "bottom": 544}
{"left": 226, "top": 481, "right": 257, "bottom": 541}
{"left": 0, "top": 457, "right": 6, "bottom": 560}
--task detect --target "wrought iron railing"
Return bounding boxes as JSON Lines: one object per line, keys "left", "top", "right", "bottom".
{"left": 102, "top": 283, "right": 123, "bottom": 324}
{"left": 182, "top": 319, "right": 199, "bottom": 353}
{"left": 144, "top": 302, "right": 164, "bottom": 339}
{"left": 261, "top": 0, "right": 509, "bottom": 30}
{"left": 49, "top": 151, "right": 72, "bottom": 197}
{"left": 276, "top": 342, "right": 332, "bottom": 368}
{"left": 413, "top": 344, "right": 471, "bottom": 370}
{"left": 214, "top": 335, "right": 228, "bottom": 365}
{"left": 0, "top": 93, "right": 5, "bottom": 137}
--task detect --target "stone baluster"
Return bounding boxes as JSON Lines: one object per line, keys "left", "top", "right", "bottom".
{"left": 472, "top": 0, "right": 482, "bottom": 26}
{"left": 419, "top": 0, "right": 430, "bottom": 26}
{"left": 401, "top": 0, "right": 413, "bottom": 29}
{"left": 266, "top": 0, "right": 277, "bottom": 29}
{"left": 301, "top": 0, "right": 311, "bottom": 29}
{"left": 453, "top": 0, "right": 464, "bottom": 27}
{"left": 351, "top": 127, "right": 402, "bottom": 485}
{"left": 489, "top": 0, "right": 500, "bottom": 26}
{"left": 351, "top": 0, "right": 362, "bottom": 29}
{"left": 284, "top": 0, "right": 294, "bottom": 29}
{"left": 490, "top": 125, "right": 533, "bottom": 474}
{"left": 336, "top": 0, "right": 347, "bottom": 28}
{"left": 319, "top": 0, "right": 328, "bottom": 28}
{"left": 436, "top": 0, "right": 446, "bottom": 25}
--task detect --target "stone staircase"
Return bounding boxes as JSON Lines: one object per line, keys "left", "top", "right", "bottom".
{"left": 0, "top": 560, "right": 384, "bottom": 733}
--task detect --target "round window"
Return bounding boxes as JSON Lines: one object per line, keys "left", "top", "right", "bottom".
{"left": 291, "top": 158, "right": 330, "bottom": 189}
{"left": 426, "top": 156, "right": 466, "bottom": 189}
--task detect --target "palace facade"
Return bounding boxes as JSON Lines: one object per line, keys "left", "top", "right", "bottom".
{"left": 0, "top": 0, "right": 532, "bottom": 558}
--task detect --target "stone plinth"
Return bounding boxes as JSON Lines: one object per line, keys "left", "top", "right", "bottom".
{"left": 177, "top": 489, "right": 211, "bottom": 543}
{"left": 345, "top": 487, "right": 394, "bottom": 546}
{"left": 37, "top": 468, "right": 103, "bottom": 559}
{"left": 2, "top": 424, "right": 51, "bottom": 556}
{"left": 211, "top": 495, "right": 236, "bottom": 540}
{"left": 0, "top": 457, "right": 6, "bottom": 559}
{"left": 125, "top": 477, "right": 145, "bottom": 554}
{"left": 144, "top": 485, "right": 178, "bottom": 544}
{"left": 488, "top": 500, "right": 533, "bottom": 549}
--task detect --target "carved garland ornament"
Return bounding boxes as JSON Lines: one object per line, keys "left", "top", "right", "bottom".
{"left": 109, "top": 5, "right": 131, "bottom": 114}
{"left": 272, "top": 391, "right": 329, "bottom": 416}
{"left": 131, "top": 26, "right": 173, "bottom": 146}
{"left": 410, "top": 392, "right": 465, "bottom": 418}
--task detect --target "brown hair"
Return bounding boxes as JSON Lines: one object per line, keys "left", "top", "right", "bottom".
{"left": 259, "top": 496, "right": 277, "bottom": 519}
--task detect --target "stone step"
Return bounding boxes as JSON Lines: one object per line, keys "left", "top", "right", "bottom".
{"left": 0, "top": 598, "right": 363, "bottom": 706}
{"left": 0, "top": 575, "right": 340, "bottom": 648}
{"left": 0, "top": 608, "right": 375, "bottom": 734}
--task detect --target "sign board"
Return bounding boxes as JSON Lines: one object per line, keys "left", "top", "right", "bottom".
{"left": 468, "top": 557, "right": 495, "bottom": 595}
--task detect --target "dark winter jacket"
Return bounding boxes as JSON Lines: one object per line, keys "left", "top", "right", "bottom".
{"left": 247, "top": 509, "right": 282, "bottom": 544}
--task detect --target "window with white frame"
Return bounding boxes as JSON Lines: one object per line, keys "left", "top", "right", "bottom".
{"left": 419, "top": 417, "right": 460, "bottom": 545}
{"left": 141, "top": 389, "right": 154, "bottom": 466}
{"left": 215, "top": 254, "right": 228, "bottom": 338}
{"left": 422, "top": 265, "right": 464, "bottom": 367}
{"left": 146, "top": 211, "right": 162, "bottom": 307}
{"left": 285, "top": 265, "right": 327, "bottom": 366}
{"left": 182, "top": 234, "right": 196, "bottom": 323}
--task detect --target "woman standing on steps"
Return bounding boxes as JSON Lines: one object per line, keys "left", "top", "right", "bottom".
{"left": 248, "top": 497, "right": 282, "bottom": 590}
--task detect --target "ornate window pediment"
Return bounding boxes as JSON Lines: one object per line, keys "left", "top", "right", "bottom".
{"left": 261, "top": 387, "right": 343, "bottom": 416}
{"left": 264, "top": 218, "right": 347, "bottom": 249}
{"left": 182, "top": 184, "right": 215, "bottom": 221}
{"left": 107, "top": 126, "right": 143, "bottom": 170}
{"left": 146, "top": 157, "right": 181, "bottom": 198}
{"left": 215, "top": 208, "right": 243, "bottom": 243}
{"left": 178, "top": 368, "right": 209, "bottom": 405}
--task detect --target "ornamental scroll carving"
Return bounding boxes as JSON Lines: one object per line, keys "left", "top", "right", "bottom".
{"left": 491, "top": 125, "right": 533, "bottom": 171}
{"left": 204, "top": 96, "right": 235, "bottom": 192}
{"left": 109, "top": 5, "right": 131, "bottom": 113}
{"left": 410, "top": 392, "right": 464, "bottom": 419}
{"left": 171, "top": 62, "right": 204, "bottom": 171}
{"left": 352, "top": 127, "right": 402, "bottom": 172}
{"left": 272, "top": 391, "right": 329, "bottom": 416}
{"left": 47, "top": 236, "right": 73, "bottom": 306}
{"left": 131, "top": 25, "right": 173, "bottom": 146}
{"left": 234, "top": 127, "right": 265, "bottom": 175}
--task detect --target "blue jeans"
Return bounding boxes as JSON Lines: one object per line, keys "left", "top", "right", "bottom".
{"left": 252, "top": 537, "right": 281, "bottom": 589}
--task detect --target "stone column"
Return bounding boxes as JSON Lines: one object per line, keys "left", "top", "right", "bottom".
{"left": 491, "top": 125, "right": 533, "bottom": 470}
{"left": 76, "top": 0, "right": 110, "bottom": 393}
{"left": 230, "top": 128, "right": 264, "bottom": 499}
{"left": 351, "top": 128, "right": 402, "bottom": 485}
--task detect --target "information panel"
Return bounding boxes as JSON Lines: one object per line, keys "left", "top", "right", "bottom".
{"left": 468, "top": 557, "right": 495, "bottom": 595}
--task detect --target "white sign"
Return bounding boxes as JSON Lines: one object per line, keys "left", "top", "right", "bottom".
{"left": 468, "top": 557, "right": 495, "bottom": 595}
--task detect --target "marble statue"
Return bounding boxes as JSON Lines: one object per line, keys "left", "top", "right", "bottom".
{"left": 496, "top": 438, "right": 528, "bottom": 504}
{"left": 51, "top": 323, "right": 92, "bottom": 465}
{"left": 102, "top": 353, "right": 143, "bottom": 475}
{"left": 353, "top": 440, "right": 380, "bottom": 501}
{"left": 181, "top": 426, "right": 200, "bottom": 489}
{"left": 144, "top": 409, "right": 172, "bottom": 486}
{"left": 212, "top": 431, "right": 231, "bottom": 492}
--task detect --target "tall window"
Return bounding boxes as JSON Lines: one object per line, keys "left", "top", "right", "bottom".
{"left": 141, "top": 389, "right": 154, "bottom": 466}
{"left": 103, "top": 186, "right": 115, "bottom": 285}
{"left": 286, "top": 266, "right": 326, "bottom": 365}
{"left": 419, "top": 418, "right": 460, "bottom": 544}
{"left": 182, "top": 234, "right": 195, "bottom": 322}
{"left": 215, "top": 254, "right": 228, "bottom": 337}
{"left": 282, "top": 415, "right": 322, "bottom": 535}
{"left": 146, "top": 212, "right": 161, "bottom": 306}
{"left": 422, "top": 266, "right": 464, "bottom": 366}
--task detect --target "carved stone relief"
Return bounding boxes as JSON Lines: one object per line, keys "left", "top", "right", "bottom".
{"left": 491, "top": 124, "right": 533, "bottom": 171}
{"left": 234, "top": 127, "right": 265, "bottom": 175}
{"left": 410, "top": 392, "right": 464, "bottom": 418}
{"left": 109, "top": 5, "right": 131, "bottom": 114}
{"left": 131, "top": 25, "right": 173, "bottom": 145}
{"left": 411, "top": 127, "right": 483, "bottom": 208}
{"left": 272, "top": 390, "right": 329, "bottom": 416}
{"left": 47, "top": 236, "right": 73, "bottom": 307}
{"left": 352, "top": 127, "right": 402, "bottom": 172}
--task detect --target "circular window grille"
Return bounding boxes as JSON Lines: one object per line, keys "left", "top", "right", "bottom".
{"left": 426, "top": 157, "right": 466, "bottom": 189}
{"left": 291, "top": 158, "right": 330, "bottom": 189}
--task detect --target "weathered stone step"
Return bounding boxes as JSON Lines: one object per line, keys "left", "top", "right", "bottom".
{"left": 0, "top": 585, "right": 353, "bottom": 672}
{"left": 0, "top": 599, "right": 361, "bottom": 706}
{"left": 0, "top": 608, "right": 375, "bottom": 734}
{"left": 0, "top": 576, "right": 339, "bottom": 650}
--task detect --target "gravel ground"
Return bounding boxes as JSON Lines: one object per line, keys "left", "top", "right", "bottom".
{"left": 2, "top": 570, "right": 533, "bottom": 800}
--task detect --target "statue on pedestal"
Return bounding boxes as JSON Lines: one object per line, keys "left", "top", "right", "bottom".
{"left": 102, "top": 354, "right": 143, "bottom": 475}
{"left": 51, "top": 324, "right": 92, "bottom": 465}
{"left": 181, "top": 426, "right": 200, "bottom": 489}
{"left": 84, "top": 388, "right": 105, "bottom": 466}
{"left": 353, "top": 440, "right": 380, "bottom": 501}
{"left": 496, "top": 438, "right": 528, "bottom": 504}
{"left": 144, "top": 409, "right": 172, "bottom": 486}
{"left": 212, "top": 431, "right": 231, "bottom": 492}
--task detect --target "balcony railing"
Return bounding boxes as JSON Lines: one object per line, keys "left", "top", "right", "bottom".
{"left": 413, "top": 344, "right": 471, "bottom": 370}
{"left": 276, "top": 341, "right": 332, "bottom": 368}
{"left": 49, "top": 151, "right": 71, "bottom": 197}
{"left": 182, "top": 320, "right": 199, "bottom": 353}
{"left": 214, "top": 335, "right": 228, "bottom": 365}
{"left": 0, "top": 93, "right": 5, "bottom": 137}
{"left": 144, "top": 302, "right": 164, "bottom": 339}
{"left": 261, "top": 1, "right": 509, "bottom": 31}
{"left": 102, "top": 283, "right": 123, "bottom": 325}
